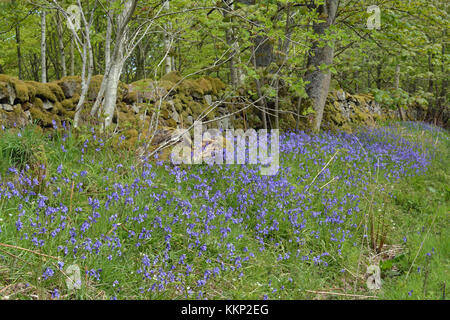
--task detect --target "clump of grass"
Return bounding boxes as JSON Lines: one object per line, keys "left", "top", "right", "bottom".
{"left": 0, "top": 126, "right": 47, "bottom": 178}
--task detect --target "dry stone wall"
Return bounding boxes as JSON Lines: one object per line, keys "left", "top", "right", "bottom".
{"left": 1, "top": 72, "right": 424, "bottom": 138}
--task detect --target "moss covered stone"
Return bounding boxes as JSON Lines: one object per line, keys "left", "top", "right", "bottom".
{"left": 196, "top": 78, "right": 213, "bottom": 93}
{"left": 48, "top": 82, "right": 65, "bottom": 101}
{"left": 0, "top": 75, "right": 30, "bottom": 103}
{"left": 34, "top": 97, "right": 44, "bottom": 109}
{"left": 190, "top": 102, "right": 205, "bottom": 116}
{"left": 173, "top": 98, "right": 184, "bottom": 113}
{"left": 0, "top": 108, "right": 29, "bottom": 127}
{"left": 29, "top": 106, "right": 60, "bottom": 127}
{"left": 0, "top": 81, "right": 8, "bottom": 97}
{"left": 204, "top": 76, "right": 225, "bottom": 95}
{"left": 160, "top": 108, "right": 170, "bottom": 120}
{"left": 125, "top": 128, "right": 139, "bottom": 139}
{"left": 161, "top": 71, "right": 182, "bottom": 84}
{"left": 61, "top": 99, "right": 75, "bottom": 110}
{"left": 88, "top": 75, "right": 104, "bottom": 100}
{"left": 26, "top": 81, "right": 57, "bottom": 102}
{"left": 167, "top": 119, "right": 177, "bottom": 128}
{"left": 57, "top": 76, "right": 82, "bottom": 98}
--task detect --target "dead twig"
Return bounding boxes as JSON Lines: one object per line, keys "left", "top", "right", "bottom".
{"left": 0, "top": 243, "right": 60, "bottom": 261}
{"left": 305, "top": 290, "right": 378, "bottom": 299}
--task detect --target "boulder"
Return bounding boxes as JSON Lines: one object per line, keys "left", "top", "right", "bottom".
{"left": 42, "top": 100, "right": 54, "bottom": 110}
{"left": 204, "top": 95, "right": 213, "bottom": 106}
{"left": 1, "top": 104, "right": 14, "bottom": 111}
{"left": 336, "top": 90, "right": 346, "bottom": 101}
{"left": 0, "top": 108, "right": 30, "bottom": 127}
{"left": 131, "top": 104, "right": 140, "bottom": 114}
{"left": 58, "top": 76, "right": 81, "bottom": 98}
{"left": 127, "top": 80, "right": 168, "bottom": 103}
{"left": 171, "top": 110, "right": 180, "bottom": 123}
{"left": 0, "top": 81, "right": 16, "bottom": 105}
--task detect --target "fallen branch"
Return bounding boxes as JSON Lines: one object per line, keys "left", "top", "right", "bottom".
{"left": 305, "top": 290, "right": 378, "bottom": 299}
{"left": 0, "top": 243, "right": 60, "bottom": 261}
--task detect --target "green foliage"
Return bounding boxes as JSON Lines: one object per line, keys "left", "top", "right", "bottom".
{"left": 0, "top": 0, "right": 448, "bottom": 130}
{"left": 0, "top": 125, "right": 45, "bottom": 174}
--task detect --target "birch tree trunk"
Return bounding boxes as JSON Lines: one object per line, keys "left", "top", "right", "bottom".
{"left": 56, "top": 11, "right": 67, "bottom": 78}
{"left": 41, "top": 10, "right": 47, "bottom": 83}
{"left": 163, "top": 1, "right": 172, "bottom": 74}
{"left": 164, "top": 22, "right": 173, "bottom": 74}
{"left": 100, "top": 0, "right": 138, "bottom": 129}
{"left": 73, "top": 3, "right": 94, "bottom": 128}
{"left": 90, "top": 8, "right": 113, "bottom": 118}
{"left": 304, "top": 0, "right": 338, "bottom": 132}
{"left": 103, "top": 60, "right": 123, "bottom": 127}
{"left": 70, "top": 35, "right": 75, "bottom": 76}
{"left": 105, "top": 8, "right": 112, "bottom": 71}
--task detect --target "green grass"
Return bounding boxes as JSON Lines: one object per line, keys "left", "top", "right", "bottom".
{"left": 375, "top": 126, "right": 449, "bottom": 300}
{"left": 0, "top": 121, "right": 448, "bottom": 300}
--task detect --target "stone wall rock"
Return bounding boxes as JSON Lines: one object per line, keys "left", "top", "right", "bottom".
{"left": 1, "top": 73, "right": 427, "bottom": 137}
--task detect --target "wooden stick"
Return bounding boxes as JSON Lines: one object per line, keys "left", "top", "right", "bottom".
{"left": 305, "top": 290, "right": 378, "bottom": 299}
{"left": 0, "top": 247, "right": 32, "bottom": 266}
{"left": 0, "top": 284, "right": 13, "bottom": 295}
{"left": 308, "top": 149, "right": 340, "bottom": 189}
{"left": 69, "top": 180, "right": 75, "bottom": 216}
{"left": 0, "top": 243, "right": 60, "bottom": 261}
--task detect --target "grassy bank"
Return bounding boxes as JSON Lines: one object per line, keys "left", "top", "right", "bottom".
{"left": 0, "top": 121, "right": 448, "bottom": 300}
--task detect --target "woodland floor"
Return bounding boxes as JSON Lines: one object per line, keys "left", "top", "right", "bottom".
{"left": 0, "top": 120, "right": 448, "bottom": 300}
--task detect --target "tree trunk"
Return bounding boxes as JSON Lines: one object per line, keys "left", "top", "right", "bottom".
{"left": 70, "top": 35, "right": 75, "bottom": 76}
{"left": 164, "top": 23, "right": 173, "bottom": 74}
{"left": 439, "top": 29, "right": 448, "bottom": 124}
{"left": 31, "top": 53, "right": 40, "bottom": 81}
{"left": 224, "top": 2, "right": 240, "bottom": 89}
{"left": 274, "top": 76, "right": 279, "bottom": 129}
{"left": 102, "top": 59, "right": 124, "bottom": 127}
{"left": 135, "top": 42, "right": 148, "bottom": 81}
{"left": 89, "top": 7, "right": 115, "bottom": 117}
{"left": 100, "top": 0, "right": 138, "bottom": 129}
{"left": 395, "top": 64, "right": 405, "bottom": 121}
{"left": 73, "top": 40, "right": 93, "bottom": 127}
{"left": 56, "top": 12, "right": 67, "bottom": 78}
{"left": 15, "top": 21, "right": 22, "bottom": 80}
{"left": 12, "top": 0, "right": 23, "bottom": 79}
{"left": 163, "top": 1, "right": 172, "bottom": 74}
{"left": 105, "top": 8, "right": 112, "bottom": 72}
{"left": 70, "top": 0, "right": 96, "bottom": 128}
{"left": 41, "top": 10, "right": 47, "bottom": 83}
{"left": 303, "top": 0, "right": 338, "bottom": 132}
{"left": 226, "top": 27, "right": 238, "bottom": 89}
{"left": 253, "top": 51, "right": 268, "bottom": 130}
{"left": 73, "top": 8, "right": 94, "bottom": 128}
{"left": 376, "top": 62, "right": 382, "bottom": 89}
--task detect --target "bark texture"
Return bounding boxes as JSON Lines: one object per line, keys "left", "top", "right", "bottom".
{"left": 304, "top": 0, "right": 338, "bottom": 132}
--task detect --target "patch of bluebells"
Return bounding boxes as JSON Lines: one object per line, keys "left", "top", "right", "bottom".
{"left": 0, "top": 122, "right": 441, "bottom": 299}
{"left": 42, "top": 267, "right": 55, "bottom": 280}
